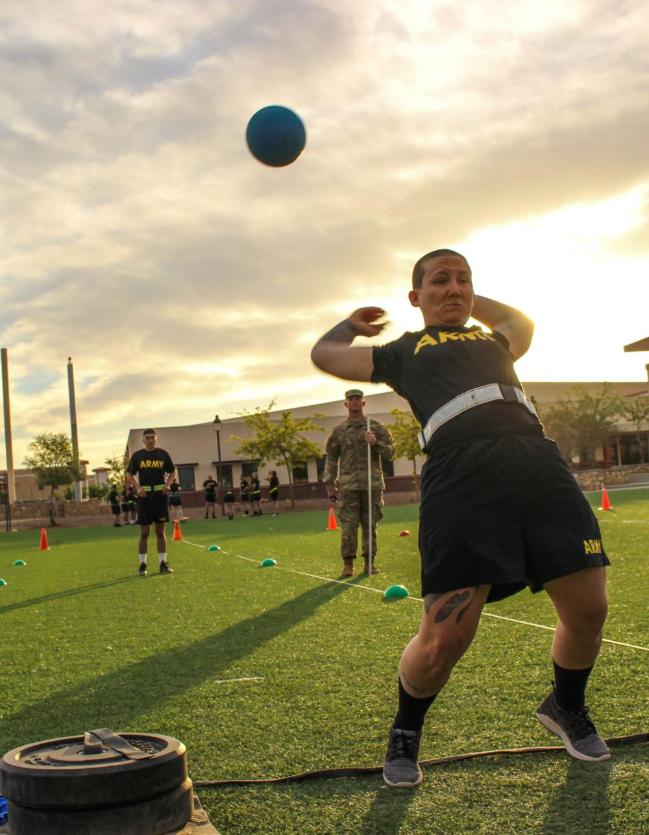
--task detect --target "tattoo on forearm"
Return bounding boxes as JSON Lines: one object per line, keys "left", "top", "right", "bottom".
{"left": 318, "top": 319, "right": 359, "bottom": 344}
{"left": 434, "top": 590, "right": 471, "bottom": 623}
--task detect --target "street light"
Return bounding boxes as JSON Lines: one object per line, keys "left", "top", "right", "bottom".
{"left": 212, "top": 414, "right": 225, "bottom": 517}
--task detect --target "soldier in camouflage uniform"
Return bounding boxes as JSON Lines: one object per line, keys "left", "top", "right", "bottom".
{"left": 324, "top": 389, "right": 394, "bottom": 577}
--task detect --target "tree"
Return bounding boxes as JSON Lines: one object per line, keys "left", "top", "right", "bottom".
{"left": 105, "top": 453, "right": 128, "bottom": 489}
{"left": 88, "top": 483, "right": 109, "bottom": 499}
{"left": 232, "top": 404, "right": 324, "bottom": 507}
{"left": 619, "top": 397, "right": 649, "bottom": 463}
{"left": 23, "top": 432, "right": 81, "bottom": 524}
{"left": 543, "top": 384, "right": 623, "bottom": 465}
{"left": 388, "top": 408, "right": 422, "bottom": 498}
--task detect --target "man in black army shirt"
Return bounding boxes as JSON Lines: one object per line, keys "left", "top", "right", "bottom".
{"left": 311, "top": 249, "right": 610, "bottom": 788}
{"left": 126, "top": 429, "right": 177, "bottom": 576}
{"left": 203, "top": 475, "right": 218, "bottom": 519}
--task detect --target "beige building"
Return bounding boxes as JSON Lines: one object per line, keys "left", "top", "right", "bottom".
{"left": 125, "top": 381, "right": 649, "bottom": 498}
{"left": 10, "top": 461, "right": 91, "bottom": 502}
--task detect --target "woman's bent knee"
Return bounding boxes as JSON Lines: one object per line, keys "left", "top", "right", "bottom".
{"left": 418, "top": 631, "right": 471, "bottom": 673}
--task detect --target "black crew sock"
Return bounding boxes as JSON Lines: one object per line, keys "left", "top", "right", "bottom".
{"left": 553, "top": 660, "right": 593, "bottom": 711}
{"left": 393, "top": 678, "right": 438, "bottom": 734}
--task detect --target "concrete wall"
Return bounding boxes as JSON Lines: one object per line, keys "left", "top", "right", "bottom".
{"left": 573, "top": 463, "right": 649, "bottom": 491}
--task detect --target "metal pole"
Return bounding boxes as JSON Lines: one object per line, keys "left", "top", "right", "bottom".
{"left": 67, "top": 358, "right": 82, "bottom": 501}
{"left": 367, "top": 414, "right": 372, "bottom": 575}
{"left": 1, "top": 348, "right": 16, "bottom": 506}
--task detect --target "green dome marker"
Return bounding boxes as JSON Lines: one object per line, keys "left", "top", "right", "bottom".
{"left": 259, "top": 558, "right": 277, "bottom": 568}
{"left": 0, "top": 579, "right": 7, "bottom": 587}
{"left": 383, "top": 584, "right": 409, "bottom": 600}
{"left": 207, "top": 545, "right": 221, "bottom": 552}
{"left": 13, "top": 559, "right": 27, "bottom": 566}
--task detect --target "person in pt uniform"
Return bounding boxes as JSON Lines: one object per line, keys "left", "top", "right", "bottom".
{"left": 126, "top": 429, "right": 177, "bottom": 576}
{"left": 203, "top": 474, "right": 218, "bottom": 519}
{"left": 311, "top": 248, "right": 610, "bottom": 788}
{"left": 108, "top": 483, "right": 122, "bottom": 527}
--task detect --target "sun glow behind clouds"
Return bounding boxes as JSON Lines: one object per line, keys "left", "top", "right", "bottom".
{"left": 464, "top": 186, "right": 649, "bottom": 380}
{"left": 363, "top": 185, "right": 649, "bottom": 382}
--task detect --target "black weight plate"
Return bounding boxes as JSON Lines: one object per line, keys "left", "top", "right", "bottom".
{"left": 0, "top": 733, "right": 187, "bottom": 808}
{"left": 6, "top": 777, "right": 193, "bottom": 835}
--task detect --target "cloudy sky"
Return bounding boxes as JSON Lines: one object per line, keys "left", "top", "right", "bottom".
{"left": 1, "top": 0, "right": 648, "bottom": 470}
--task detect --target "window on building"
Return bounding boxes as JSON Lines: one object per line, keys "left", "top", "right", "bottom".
{"left": 382, "top": 459, "right": 395, "bottom": 477}
{"left": 316, "top": 457, "right": 327, "bottom": 482}
{"left": 292, "top": 460, "right": 309, "bottom": 483}
{"left": 241, "top": 461, "right": 260, "bottom": 478}
{"left": 176, "top": 464, "right": 195, "bottom": 491}
{"left": 216, "top": 463, "right": 233, "bottom": 489}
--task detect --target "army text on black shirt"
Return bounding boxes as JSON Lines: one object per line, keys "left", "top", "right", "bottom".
{"left": 371, "top": 324, "right": 542, "bottom": 449}
{"left": 127, "top": 448, "right": 175, "bottom": 487}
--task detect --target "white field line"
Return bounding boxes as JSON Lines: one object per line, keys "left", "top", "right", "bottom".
{"left": 183, "top": 540, "right": 649, "bottom": 653}
{"left": 622, "top": 520, "right": 649, "bottom": 524}
{"left": 212, "top": 677, "right": 264, "bottom": 685}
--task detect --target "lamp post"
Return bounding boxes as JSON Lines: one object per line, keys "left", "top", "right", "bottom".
{"left": 212, "top": 415, "right": 225, "bottom": 517}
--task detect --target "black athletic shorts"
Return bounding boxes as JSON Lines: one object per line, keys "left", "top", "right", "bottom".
{"left": 120, "top": 502, "right": 129, "bottom": 513}
{"left": 110, "top": 503, "right": 120, "bottom": 516}
{"left": 137, "top": 492, "right": 169, "bottom": 526}
{"left": 419, "top": 433, "right": 609, "bottom": 603}
{"left": 169, "top": 497, "right": 182, "bottom": 507}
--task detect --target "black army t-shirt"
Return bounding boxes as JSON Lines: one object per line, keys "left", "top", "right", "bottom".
{"left": 203, "top": 479, "right": 217, "bottom": 499}
{"left": 371, "top": 324, "right": 542, "bottom": 449}
{"left": 127, "top": 448, "right": 175, "bottom": 487}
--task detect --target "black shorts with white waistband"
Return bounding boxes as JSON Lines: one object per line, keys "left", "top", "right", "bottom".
{"left": 137, "top": 492, "right": 169, "bottom": 526}
{"left": 418, "top": 432, "right": 609, "bottom": 603}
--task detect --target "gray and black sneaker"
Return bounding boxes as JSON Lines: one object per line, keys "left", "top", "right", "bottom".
{"left": 383, "top": 727, "right": 423, "bottom": 788}
{"left": 138, "top": 563, "right": 147, "bottom": 576}
{"left": 536, "top": 691, "right": 610, "bottom": 762}
{"left": 159, "top": 561, "right": 173, "bottom": 575}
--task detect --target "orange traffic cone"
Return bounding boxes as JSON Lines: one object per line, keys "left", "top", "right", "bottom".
{"left": 172, "top": 520, "right": 183, "bottom": 541}
{"left": 39, "top": 528, "right": 50, "bottom": 551}
{"left": 327, "top": 507, "right": 338, "bottom": 531}
{"left": 599, "top": 487, "right": 613, "bottom": 511}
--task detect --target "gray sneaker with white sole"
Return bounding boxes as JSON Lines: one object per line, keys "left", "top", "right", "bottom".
{"left": 383, "top": 727, "right": 423, "bottom": 787}
{"left": 536, "top": 691, "right": 610, "bottom": 762}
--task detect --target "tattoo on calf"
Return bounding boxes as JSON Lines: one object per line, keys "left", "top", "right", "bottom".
{"left": 402, "top": 675, "right": 429, "bottom": 696}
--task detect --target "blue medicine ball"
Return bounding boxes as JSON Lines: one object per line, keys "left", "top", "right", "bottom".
{"left": 246, "top": 105, "right": 306, "bottom": 167}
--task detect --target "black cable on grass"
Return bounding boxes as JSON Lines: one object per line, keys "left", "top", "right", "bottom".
{"left": 194, "top": 732, "right": 649, "bottom": 787}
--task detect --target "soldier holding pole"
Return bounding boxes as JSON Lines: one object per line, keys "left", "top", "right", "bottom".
{"left": 324, "top": 390, "right": 394, "bottom": 577}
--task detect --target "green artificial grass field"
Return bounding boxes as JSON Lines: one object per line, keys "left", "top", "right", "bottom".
{"left": 1, "top": 490, "right": 648, "bottom": 833}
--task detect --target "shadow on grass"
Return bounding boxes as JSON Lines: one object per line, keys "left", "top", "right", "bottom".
{"left": 0, "top": 576, "right": 137, "bottom": 615}
{"left": 2, "top": 578, "right": 361, "bottom": 750}
{"left": 359, "top": 785, "right": 417, "bottom": 834}
{"left": 542, "top": 757, "right": 612, "bottom": 834}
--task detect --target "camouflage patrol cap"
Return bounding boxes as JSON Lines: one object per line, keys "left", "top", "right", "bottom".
{"left": 345, "top": 389, "right": 364, "bottom": 399}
